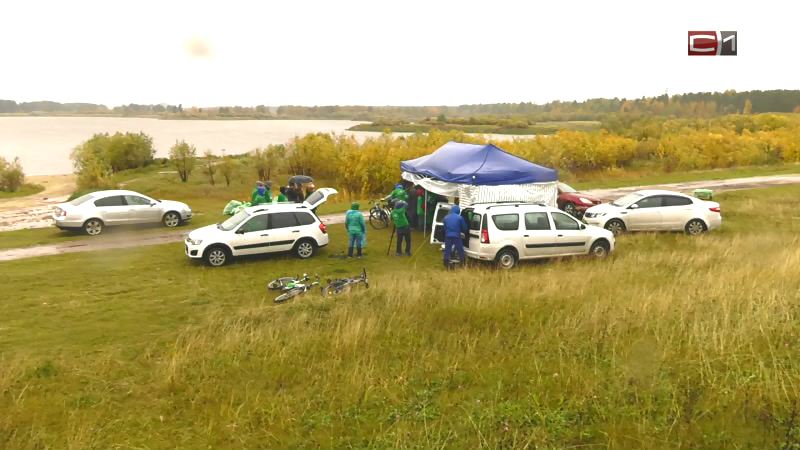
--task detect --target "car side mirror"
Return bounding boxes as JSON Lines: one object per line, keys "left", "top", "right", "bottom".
{"left": 628, "top": 204, "right": 639, "bottom": 209}
{"left": 235, "top": 228, "right": 246, "bottom": 234}
{"left": 150, "top": 202, "right": 157, "bottom": 207}
{"left": 579, "top": 223, "right": 586, "bottom": 230}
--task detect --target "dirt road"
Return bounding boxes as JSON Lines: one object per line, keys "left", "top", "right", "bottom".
{"left": 0, "top": 175, "right": 76, "bottom": 232}
{"left": 2, "top": 173, "right": 799, "bottom": 262}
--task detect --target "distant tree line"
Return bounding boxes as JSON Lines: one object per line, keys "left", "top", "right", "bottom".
{"left": 5, "top": 90, "right": 800, "bottom": 121}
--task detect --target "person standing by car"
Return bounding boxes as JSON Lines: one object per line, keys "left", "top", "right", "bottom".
{"left": 285, "top": 183, "right": 298, "bottom": 202}
{"left": 391, "top": 200, "right": 411, "bottom": 256}
{"left": 277, "top": 186, "right": 288, "bottom": 202}
{"left": 251, "top": 181, "right": 271, "bottom": 206}
{"left": 443, "top": 205, "right": 467, "bottom": 267}
{"left": 345, "top": 202, "right": 366, "bottom": 258}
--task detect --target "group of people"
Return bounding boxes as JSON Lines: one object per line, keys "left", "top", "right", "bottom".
{"left": 343, "top": 182, "right": 469, "bottom": 267}
{"left": 249, "top": 181, "right": 313, "bottom": 206}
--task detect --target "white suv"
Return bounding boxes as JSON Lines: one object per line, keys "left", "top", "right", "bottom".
{"left": 430, "top": 202, "right": 615, "bottom": 269}
{"left": 185, "top": 188, "right": 337, "bottom": 266}
{"left": 582, "top": 189, "right": 721, "bottom": 235}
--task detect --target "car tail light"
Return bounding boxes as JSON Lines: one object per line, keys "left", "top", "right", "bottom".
{"left": 480, "top": 227, "right": 489, "bottom": 243}
{"left": 709, "top": 206, "right": 721, "bottom": 213}
{"left": 319, "top": 222, "right": 327, "bottom": 234}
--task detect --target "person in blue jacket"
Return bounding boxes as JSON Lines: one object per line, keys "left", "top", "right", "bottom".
{"left": 443, "top": 205, "right": 467, "bottom": 266}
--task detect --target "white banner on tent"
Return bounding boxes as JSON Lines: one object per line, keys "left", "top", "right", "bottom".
{"left": 401, "top": 172, "right": 460, "bottom": 197}
{"left": 458, "top": 182, "right": 557, "bottom": 207}
{"left": 402, "top": 171, "right": 557, "bottom": 207}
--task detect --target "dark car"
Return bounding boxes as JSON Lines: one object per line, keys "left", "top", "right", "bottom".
{"left": 557, "top": 182, "right": 603, "bottom": 217}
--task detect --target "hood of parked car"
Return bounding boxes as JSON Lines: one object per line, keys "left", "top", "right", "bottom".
{"left": 188, "top": 224, "right": 226, "bottom": 241}
{"left": 584, "top": 203, "right": 622, "bottom": 215}
{"left": 560, "top": 191, "right": 603, "bottom": 207}
{"left": 159, "top": 199, "right": 191, "bottom": 211}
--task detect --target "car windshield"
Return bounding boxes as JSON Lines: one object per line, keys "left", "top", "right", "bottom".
{"left": 611, "top": 193, "right": 643, "bottom": 207}
{"left": 69, "top": 193, "right": 95, "bottom": 206}
{"left": 558, "top": 182, "right": 577, "bottom": 193}
{"left": 219, "top": 210, "right": 250, "bottom": 231}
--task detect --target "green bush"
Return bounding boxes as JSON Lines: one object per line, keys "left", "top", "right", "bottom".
{"left": 0, "top": 156, "right": 25, "bottom": 192}
{"left": 71, "top": 132, "right": 155, "bottom": 188}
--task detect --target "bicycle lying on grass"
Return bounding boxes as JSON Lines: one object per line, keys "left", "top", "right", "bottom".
{"left": 322, "top": 268, "right": 369, "bottom": 297}
{"left": 369, "top": 199, "right": 392, "bottom": 229}
{"left": 268, "top": 274, "right": 321, "bottom": 303}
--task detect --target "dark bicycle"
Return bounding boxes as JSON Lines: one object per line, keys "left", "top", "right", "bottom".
{"left": 368, "top": 199, "right": 392, "bottom": 230}
{"left": 322, "top": 268, "right": 369, "bottom": 297}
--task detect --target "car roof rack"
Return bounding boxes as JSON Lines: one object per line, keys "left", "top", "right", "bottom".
{"left": 483, "top": 202, "right": 547, "bottom": 210}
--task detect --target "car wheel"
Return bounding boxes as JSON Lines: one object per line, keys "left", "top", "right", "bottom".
{"left": 204, "top": 246, "right": 229, "bottom": 267}
{"left": 83, "top": 218, "right": 104, "bottom": 236}
{"left": 604, "top": 219, "right": 626, "bottom": 236}
{"left": 163, "top": 211, "right": 181, "bottom": 228}
{"left": 495, "top": 248, "right": 518, "bottom": 270}
{"left": 563, "top": 202, "right": 578, "bottom": 217}
{"left": 294, "top": 239, "right": 316, "bottom": 259}
{"left": 589, "top": 240, "right": 610, "bottom": 258}
{"left": 685, "top": 219, "right": 707, "bottom": 236}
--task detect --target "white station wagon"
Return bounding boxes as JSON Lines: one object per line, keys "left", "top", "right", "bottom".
{"left": 52, "top": 190, "right": 192, "bottom": 235}
{"left": 185, "top": 188, "right": 337, "bottom": 266}
{"left": 582, "top": 189, "right": 721, "bottom": 235}
{"left": 431, "top": 202, "right": 615, "bottom": 269}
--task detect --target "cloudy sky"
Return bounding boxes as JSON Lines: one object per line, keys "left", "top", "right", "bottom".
{"left": 0, "top": 0, "right": 797, "bottom": 106}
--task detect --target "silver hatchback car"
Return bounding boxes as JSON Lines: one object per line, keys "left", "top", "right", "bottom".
{"left": 52, "top": 189, "right": 192, "bottom": 235}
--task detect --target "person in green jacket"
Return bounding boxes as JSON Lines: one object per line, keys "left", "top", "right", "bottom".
{"left": 277, "top": 186, "right": 288, "bottom": 202}
{"left": 386, "top": 183, "right": 408, "bottom": 209}
{"left": 345, "top": 202, "right": 366, "bottom": 258}
{"left": 251, "top": 181, "right": 272, "bottom": 206}
{"left": 391, "top": 200, "right": 411, "bottom": 256}
{"left": 416, "top": 187, "right": 425, "bottom": 230}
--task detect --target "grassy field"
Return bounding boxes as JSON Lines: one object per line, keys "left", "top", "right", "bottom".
{"left": 1, "top": 186, "right": 800, "bottom": 449}
{"left": 0, "top": 183, "right": 44, "bottom": 199}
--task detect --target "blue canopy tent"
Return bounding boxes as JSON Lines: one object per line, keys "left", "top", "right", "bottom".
{"left": 400, "top": 141, "right": 557, "bottom": 185}
{"left": 401, "top": 142, "right": 560, "bottom": 236}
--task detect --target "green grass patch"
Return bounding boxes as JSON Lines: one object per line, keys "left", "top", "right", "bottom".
{"left": 1, "top": 186, "right": 800, "bottom": 448}
{"left": 0, "top": 183, "right": 44, "bottom": 199}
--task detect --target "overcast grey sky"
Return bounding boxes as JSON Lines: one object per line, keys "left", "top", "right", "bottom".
{"left": 0, "top": 0, "right": 797, "bottom": 107}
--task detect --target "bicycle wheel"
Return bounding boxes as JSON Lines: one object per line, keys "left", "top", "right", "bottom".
{"left": 268, "top": 277, "right": 294, "bottom": 290}
{"left": 369, "top": 209, "right": 388, "bottom": 229}
{"left": 322, "top": 283, "right": 350, "bottom": 297}
{"left": 274, "top": 288, "right": 303, "bottom": 303}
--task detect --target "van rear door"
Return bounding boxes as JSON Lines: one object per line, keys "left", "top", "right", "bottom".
{"left": 430, "top": 202, "right": 454, "bottom": 244}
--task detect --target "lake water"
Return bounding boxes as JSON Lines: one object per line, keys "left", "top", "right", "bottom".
{"left": 0, "top": 116, "right": 533, "bottom": 175}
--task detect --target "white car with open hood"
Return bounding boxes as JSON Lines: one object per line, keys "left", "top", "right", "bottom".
{"left": 430, "top": 202, "right": 615, "bottom": 269}
{"left": 52, "top": 189, "right": 192, "bottom": 235}
{"left": 185, "top": 188, "right": 337, "bottom": 266}
{"left": 582, "top": 189, "right": 721, "bottom": 235}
